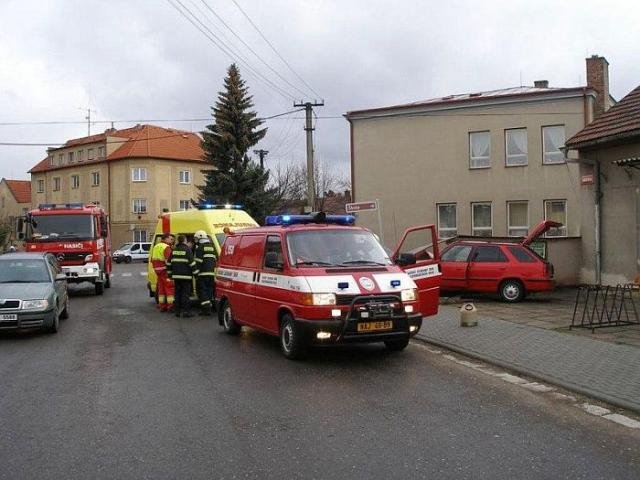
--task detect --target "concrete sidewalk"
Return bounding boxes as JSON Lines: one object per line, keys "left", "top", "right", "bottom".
{"left": 416, "top": 305, "right": 640, "bottom": 413}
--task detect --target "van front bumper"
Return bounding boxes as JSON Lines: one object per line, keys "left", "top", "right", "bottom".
{"left": 62, "top": 262, "right": 101, "bottom": 283}
{"left": 294, "top": 313, "right": 422, "bottom": 344}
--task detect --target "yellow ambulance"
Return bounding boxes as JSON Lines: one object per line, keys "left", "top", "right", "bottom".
{"left": 146, "top": 204, "right": 258, "bottom": 297}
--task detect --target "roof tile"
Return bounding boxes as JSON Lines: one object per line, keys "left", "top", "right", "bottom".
{"left": 3, "top": 179, "right": 31, "bottom": 203}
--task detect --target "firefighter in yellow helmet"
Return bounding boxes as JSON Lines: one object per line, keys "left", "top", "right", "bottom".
{"left": 193, "top": 230, "right": 217, "bottom": 316}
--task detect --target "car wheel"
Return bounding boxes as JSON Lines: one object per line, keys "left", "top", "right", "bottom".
{"left": 46, "top": 310, "right": 59, "bottom": 334}
{"left": 384, "top": 338, "right": 409, "bottom": 351}
{"left": 125, "top": 256, "right": 132, "bottom": 264}
{"left": 221, "top": 301, "right": 241, "bottom": 335}
{"left": 60, "top": 297, "right": 69, "bottom": 320}
{"left": 95, "top": 281, "right": 105, "bottom": 295}
{"left": 280, "top": 313, "right": 306, "bottom": 360}
{"left": 500, "top": 279, "right": 524, "bottom": 303}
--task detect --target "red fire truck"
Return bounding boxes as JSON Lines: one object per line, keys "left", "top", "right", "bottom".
{"left": 18, "top": 203, "right": 112, "bottom": 295}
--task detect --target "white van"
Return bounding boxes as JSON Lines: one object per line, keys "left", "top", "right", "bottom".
{"left": 113, "top": 242, "right": 151, "bottom": 263}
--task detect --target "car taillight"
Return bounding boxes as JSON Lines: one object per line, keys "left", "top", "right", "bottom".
{"left": 85, "top": 254, "right": 94, "bottom": 262}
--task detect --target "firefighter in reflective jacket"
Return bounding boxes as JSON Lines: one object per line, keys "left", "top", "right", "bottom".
{"left": 151, "top": 233, "right": 175, "bottom": 312}
{"left": 193, "top": 230, "right": 217, "bottom": 316}
{"left": 167, "top": 235, "right": 196, "bottom": 318}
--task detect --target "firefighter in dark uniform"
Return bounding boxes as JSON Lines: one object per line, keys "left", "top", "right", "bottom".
{"left": 167, "top": 235, "right": 196, "bottom": 318}
{"left": 193, "top": 230, "right": 217, "bottom": 316}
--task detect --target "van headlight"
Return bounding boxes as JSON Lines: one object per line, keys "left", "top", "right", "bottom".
{"left": 401, "top": 289, "right": 417, "bottom": 302}
{"left": 303, "top": 293, "right": 337, "bottom": 306}
{"left": 22, "top": 299, "right": 50, "bottom": 311}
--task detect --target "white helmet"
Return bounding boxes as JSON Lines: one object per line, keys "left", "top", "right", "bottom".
{"left": 194, "top": 230, "right": 208, "bottom": 242}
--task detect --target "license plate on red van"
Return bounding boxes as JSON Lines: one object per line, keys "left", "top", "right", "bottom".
{"left": 357, "top": 321, "right": 393, "bottom": 332}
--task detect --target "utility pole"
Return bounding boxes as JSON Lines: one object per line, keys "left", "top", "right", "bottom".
{"left": 293, "top": 100, "right": 324, "bottom": 211}
{"left": 82, "top": 108, "right": 95, "bottom": 136}
{"left": 253, "top": 149, "right": 269, "bottom": 169}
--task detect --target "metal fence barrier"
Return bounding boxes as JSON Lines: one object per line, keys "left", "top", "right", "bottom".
{"left": 571, "top": 284, "right": 640, "bottom": 332}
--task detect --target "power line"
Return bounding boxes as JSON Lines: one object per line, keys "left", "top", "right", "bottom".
{"left": 166, "top": 0, "right": 294, "bottom": 103}
{"left": 230, "top": 0, "right": 321, "bottom": 99}
{"left": 197, "top": 0, "right": 313, "bottom": 99}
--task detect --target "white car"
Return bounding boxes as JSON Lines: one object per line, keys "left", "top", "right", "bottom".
{"left": 113, "top": 242, "right": 151, "bottom": 263}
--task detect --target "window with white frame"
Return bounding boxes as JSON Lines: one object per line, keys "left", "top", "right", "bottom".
{"left": 179, "top": 200, "right": 190, "bottom": 211}
{"left": 507, "top": 201, "right": 529, "bottom": 237}
{"left": 542, "top": 125, "right": 566, "bottom": 164}
{"left": 133, "top": 198, "right": 147, "bottom": 214}
{"left": 179, "top": 170, "right": 191, "bottom": 184}
{"left": 37, "top": 180, "right": 44, "bottom": 193}
{"left": 132, "top": 167, "right": 147, "bottom": 182}
{"left": 88, "top": 148, "right": 94, "bottom": 160}
{"left": 71, "top": 175, "right": 80, "bottom": 189}
{"left": 505, "top": 128, "right": 528, "bottom": 166}
{"left": 469, "top": 131, "right": 491, "bottom": 168}
{"left": 472, "top": 202, "right": 492, "bottom": 237}
{"left": 68, "top": 151, "right": 74, "bottom": 163}
{"left": 91, "top": 172, "right": 100, "bottom": 186}
{"left": 133, "top": 229, "right": 148, "bottom": 242}
{"left": 77, "top": 150, "right": 84, "bottom": 162}
{"left": 53, "top": 177, "right": 61, "bottom": 191}
{"left": 437, "top": 203, "right": 457, "bottom": 238}
{"left": 544, "top": 199, "right": 567, "bottom": 237}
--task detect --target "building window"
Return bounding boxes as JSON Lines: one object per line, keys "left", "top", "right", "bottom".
{"left": 505, "top": 128, "right": 528, "bottom": 166}
{"left": 472, "top": 202, "right": 492, "bottom": 237}
{"left": 542, "top": 125, "right": 566, "bottom": 164}
{"left": 48, "top": 155, "right": 54, "bottom": 166}
{"left": 68, "top": 151, "right": 74, "bottom": 163}
{"left": 88, "top": 148, "right": 94, "bottom": 160}
{"left": 469, "top": 131, "right": 490, "bottom": 169}
{"left": 179, "top": 200, "right": 190, "bottom": 211}
{"left": 133, "top": 198, "right": 147, "bottom": 214}
{"left": 71, "top": 175, "right": 80, "bottom": 189}
{"left": 179, "top": 170, "right": 191, "bottom": 184}
{"left": 37, "top": 180, "right": 44, "bottom": 193}
{"left": 437, "top": 203, "right": 457, "bottom": 238}
{"left": 53, "top": 177, "right": 61, "bottom": 191}
{"left": 507, "top": 201, "right": 529, "bottom": 237}
{"left": 91, "top": 172, "right": 100, "bottom": 186}
{"left": 58, "top": 153, "right": 63, "bottom": 164}
{"left": 133, "top": 229, "right": 148, "bottom": 242}
{"left": 544, "top": 199, "right": 567, "bottom": 237}
{"left": 78, "top": 150, "right": 84, "bottom": 162}
{"left": 98, "top": 146, "right": 105, "bottom": 158}
{"left": 132, "top": 167, "right": 147, "bottom": 182}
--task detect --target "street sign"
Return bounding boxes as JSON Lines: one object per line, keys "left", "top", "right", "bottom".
{"left": 581, "top": 174, "right": 594, "bottom": 186}
{"left": 345, "top": 200, "right": 378, "bottom": 213}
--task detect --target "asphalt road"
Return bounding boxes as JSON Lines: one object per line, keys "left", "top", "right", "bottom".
{"left": 1, "top": 263, "right": 639, "bottom": 479}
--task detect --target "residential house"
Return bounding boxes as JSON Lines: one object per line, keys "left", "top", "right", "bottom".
{"left": 0, "top": 178, "right": 31, "bottom": 248}
{"left": 29, "top": 124, "right": 209, "bottom": 248}
{"left": 565, "top": 83, "right": 640, "bottom": 285}
{"left": 345, "top": 56, "right": 612, "bottom": 284}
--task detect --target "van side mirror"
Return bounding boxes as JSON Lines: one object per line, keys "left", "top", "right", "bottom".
{"left": 396, "top": 252, "right": 416, "bottom": 267}
{"left": 265, "top": 252, "right": 283, "bottom": 270}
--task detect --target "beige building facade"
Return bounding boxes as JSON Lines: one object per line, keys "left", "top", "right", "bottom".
{"left": 346, "top": 58, "right": 614, "bottom": 285}
{"left": 29, "top": 124, "right": 210, "bottom": 248}
{"left": 0, "top": 178, "right": 31, "bottom": 248}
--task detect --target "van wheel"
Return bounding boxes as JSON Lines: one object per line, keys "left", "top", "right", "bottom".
{"left": 385, "top": 338, "right": 409, "bottom": 351}
{"left": 500, "top": 279, "right": 524, "bottom": 303}
{"left": 125, "top": 256, "right": 132, "bottom": 264}
{"left": 280, "top": 314, "right": 306, "bottom": 360}
{"left": 222, "top": 302, "right": 241, "bottom": 335}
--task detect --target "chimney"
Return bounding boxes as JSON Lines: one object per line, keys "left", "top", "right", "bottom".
{"left": 534, "top": 80, "right": 549, "bottom": 89}
{"left": 586, "top": 55, "right": 610, "bottom": 118}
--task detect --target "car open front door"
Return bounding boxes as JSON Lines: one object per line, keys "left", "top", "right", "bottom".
{"left": 392, "top": 225, "right": 441, "bottom": 317}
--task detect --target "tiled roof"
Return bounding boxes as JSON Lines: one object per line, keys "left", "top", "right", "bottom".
{"left": 346, "top": 86, "right": 592, "bottom": 117}
{"left": 566, "top": 85, "right": 640, "bottom": 149}
{"left": 29, "top": 124, "right": 204, "bottom": 173}
{"left": 3, "top": 179, "right": 31, "bottom": 203}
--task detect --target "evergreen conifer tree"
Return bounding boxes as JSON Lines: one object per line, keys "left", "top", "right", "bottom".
{"left": 200, "top": 64, "right": 275, "bottom": 221}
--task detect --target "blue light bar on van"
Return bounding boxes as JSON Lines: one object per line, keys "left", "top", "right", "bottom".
{"left": 197, "top": 203, "right": 243, "bottom": 210}
{"left": 265, "top": 213, "right": 356, "bottom": 226}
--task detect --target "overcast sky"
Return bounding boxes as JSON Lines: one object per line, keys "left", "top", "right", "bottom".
{"left": 1, "top": 0, "right": 639, "bottom": 182}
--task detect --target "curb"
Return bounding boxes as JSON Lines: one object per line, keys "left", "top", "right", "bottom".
{"left": 413, "top": 335, "right": 640, "bottom": 414}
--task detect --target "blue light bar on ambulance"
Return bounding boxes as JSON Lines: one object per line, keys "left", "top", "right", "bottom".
{"left": 265, "top": 213, "right": 356, "bottom": 226}
{"left": 197, "top": 203, "right": 243, "bottom": 210}
{"left": 38, "top": 203, "right": 85, "bottom": 210}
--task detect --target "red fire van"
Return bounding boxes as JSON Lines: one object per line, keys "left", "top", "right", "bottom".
{"left": 215, "top": 213, "right": 441, "bottom": 359}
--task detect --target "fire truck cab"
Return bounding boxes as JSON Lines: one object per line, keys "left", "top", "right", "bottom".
{"left": 215, "top": 212, "right": 441, "bottom": 359}
{"left": 18, "top": 203, "right": 112, "bottom": 295}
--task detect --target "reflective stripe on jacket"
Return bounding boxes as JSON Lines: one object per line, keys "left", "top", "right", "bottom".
{"left": 151, "top": 242, "right": 169, "bottom": 274}
{"left": 194, "top": 242, "right": 217, "bottom": 277}
{"left": 167, "top": 243, "right": 196, "bottom": 280}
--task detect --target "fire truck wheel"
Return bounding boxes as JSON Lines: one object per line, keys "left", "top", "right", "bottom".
{"left": 222, "top": 301, "right": 241, "bottom": 335}
{"left": 384, "top": 338, "right": 409, "bottom": 351}
{"left": 280, "top": 314, "right": 306, "bottom": 360}
{"left": 105, "top": 274, "right": 111, "bottom": 288}
{"left": 60, "top": 297, "right": 69, "bottom": 320}
{"left": 95, "top": 281, "right": 105, "bottom": 295}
